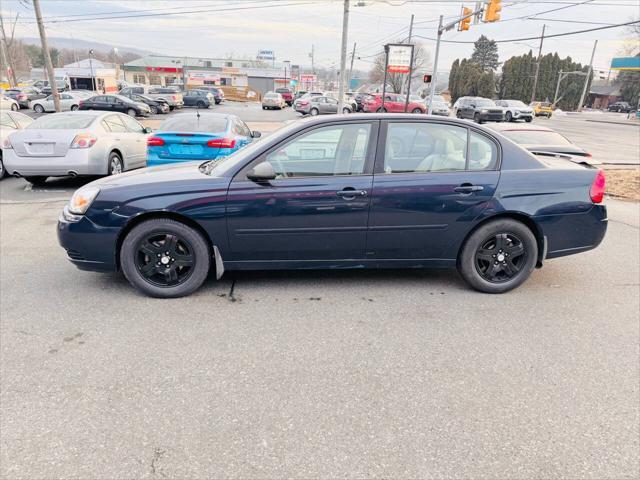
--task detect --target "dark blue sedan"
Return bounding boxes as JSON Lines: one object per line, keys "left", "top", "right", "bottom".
{"left": 57, "top": 114, "right": 607, "bottom": 298}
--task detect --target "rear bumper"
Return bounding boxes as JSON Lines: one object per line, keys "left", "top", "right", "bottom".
{"left": 57, "top": 210, "right": 119, "bottom": 272}
{"left": 3, "top": 149, "right": 107, "bottom": 176}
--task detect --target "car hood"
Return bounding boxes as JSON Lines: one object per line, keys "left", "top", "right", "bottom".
{"left": 90, "top": 162, "right": 222, "bottom": 188}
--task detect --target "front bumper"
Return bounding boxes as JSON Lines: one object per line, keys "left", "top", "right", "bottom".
{"left": 3, "top": 148, "right": 108, "bottom": 176}
{"left": 512, "top": 110, "right": 533, "bottom": 119}
{"left": 479, "top": 112, "right": 504, "bottom": 122}
{"left": 57, "top": 209, "right": 119, "bottom": 272}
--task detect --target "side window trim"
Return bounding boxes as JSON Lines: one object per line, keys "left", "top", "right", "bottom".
{"left": 232, "top": 120, "right": 380, "bottom": 182}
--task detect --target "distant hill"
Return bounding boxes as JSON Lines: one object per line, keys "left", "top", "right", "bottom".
{"left": 20, "top": 37, "right": 154, "bottom": 57}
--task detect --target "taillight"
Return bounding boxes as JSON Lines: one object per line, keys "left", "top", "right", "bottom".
{"left": 78, "top": 101, "right": 84, "bottom": 107}
{"left": 207, "top": 138, "right": 236, "bottom": 148}
{"left": 18, "top": 94, "right": 27, "bottom": 100}
{"left": 589, "top": 170, "right": 606, "bottom": 203}
{"left": 70, "top": 134, "right": 97, "bottom": 149}
{"left": 299, "top": 101, "right": 309, "bottom": 106}
{"left": 1, "top": 137, "right": 13, "bottom": 149}
{"left": 147, "top": 137, "right": 165, "bottom": 147}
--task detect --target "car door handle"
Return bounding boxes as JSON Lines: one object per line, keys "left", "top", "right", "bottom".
{"left": 454, "top": 184, "right": 484, "bottom": 194}
{"left": 336, "top": 189, "right": 367, "bottom": 198}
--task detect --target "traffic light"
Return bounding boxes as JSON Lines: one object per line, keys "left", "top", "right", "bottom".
{"left": 459, "top": 8, "right": 472, "bottom": 31}
{"left": 423, "top": 74, "right": 432, "bottom": 83}
{"left": 484, "top": 0, "right": 502, "bottom": 22}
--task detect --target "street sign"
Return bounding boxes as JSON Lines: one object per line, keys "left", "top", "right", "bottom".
{"left": 423, "top": 74, "right": 432, "bottom": 83}
{"left": 257, "top": 50, "right": 275, "bottom": 61}
{"left": 299, "top": 74, "right": 317, "bottom": 82}
{"left": 386, "top": 44, "right": 414, "bottom": 74}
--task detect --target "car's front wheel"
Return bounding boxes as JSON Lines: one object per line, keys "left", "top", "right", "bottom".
{"left": 505, "top": 112, "right": 512, "bottom": 122}
{"left": 310, "top": 108, "right": 319, "bottom": 116}
{"left": 149, "top": 105, "right": 158, "bottom": 115}
{"left": 70, "top": 105, "right": 79, "bottom": 111}
{"left": 412, "top": 108, "right": 423, "bottom": 114}
{"left": 34, "top": 104, "right": 45, "bottom": 113}
{"left": 127, "top": 108, "right": 137, "bottom": 117}
{"left": 342, "top": 107, "right": 351, "bottom": 114}
{"left": 10, "top": 103, "right": 18, "bottom": 111}
{"left": 458, "top": 218, "right": 538, "bottom": 294}
{"left": 120, "top": 219, "right": 211, "bottom": 298}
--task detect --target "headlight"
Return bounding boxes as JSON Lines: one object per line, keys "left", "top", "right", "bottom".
{"left": 481, "top": 109, "right": 488, "bottom": 114}
{"left": 514, "top": 110, "right": 520, "bottom": 114}
{"left": 68, "top": 186, "right": 100, "bottom": 214}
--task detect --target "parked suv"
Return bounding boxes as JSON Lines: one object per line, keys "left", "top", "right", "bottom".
{"left": 607, "top": 101, "right": 633, "bottom": 113}
{"left": 455, "top": 97, "right": 504, "bottom": 123}
{"left": 362, "top": 93, "right": 426, "bottom": 113}
{"left": 275, "top": 88, "right": 293, "bottom": 106}
{"left": 183, "top": 90, "right": 214, "bottom": 108}
{"left": 495, "top": 99, "right": 533, "bottom": 122}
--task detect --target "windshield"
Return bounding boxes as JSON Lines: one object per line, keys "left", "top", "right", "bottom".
{"left": 158, "top": 115, "right": 228, "bottom": 133}
{"left": 507, "top": 100, "right": 526, "bottom": 107}
{"left": 476, "top": 99, "right": 496, "bottom": 107}
{"left": 28, "top": 114, "right": 95, "bottom": 130}
{"left": 502, "top": 130, "right": 573, "bottom": 146}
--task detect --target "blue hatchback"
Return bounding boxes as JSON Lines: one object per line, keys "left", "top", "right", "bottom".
{"left": 146, "top": 112, "right": 259, "bottom": 167}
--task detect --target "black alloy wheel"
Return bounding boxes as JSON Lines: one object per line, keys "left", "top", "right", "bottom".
{"left": 474, "top": 233, "right": 526, "bottom": 283}
{"left": 120, "top": 218, "right": 211, "bottom": 298}
{"left": 134, "top": 233, "right": 195, "bottom": 287}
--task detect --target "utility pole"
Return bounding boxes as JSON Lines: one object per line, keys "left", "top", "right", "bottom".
{"left": 337, "top": 0, "right": 350, "bottom": 113}
{"left": 309, "top": 44, "right": 315, "bottom": 74}
{"left": 403, "top": 13, "right": 415, "bottom": 113}
{"left": 577, "top": 39, "right": 597, "bottom": 112}
{"left": 428, "top": 15, "right": 444, "bottom": 115}
{"left": 33, "top": 0, "right": 60, "bottom": 112}
{"left": 0, "top": 13, "right": 18, "bottom": 86}
{"left": 553, "top": 69, "right": 563, "bottom": 106}
{"left": 348, "top": 42, "right": 356, "bottom": 91}
{"left": 0, "top": 29, "right": 12, "bottom": 87}
{"left": 530, "top": 24, "right": 546, "bottom": 104}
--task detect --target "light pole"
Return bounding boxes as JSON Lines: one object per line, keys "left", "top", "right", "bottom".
{"left": 88, "top": 49, "right": 95, "bottom": 91}
{"left": 283, "top": 60, "right": 290, "bottom": 89}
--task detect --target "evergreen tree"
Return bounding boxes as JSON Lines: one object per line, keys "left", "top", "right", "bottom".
{"left": 471, "top": 35, "right": 499, "bottom": 71}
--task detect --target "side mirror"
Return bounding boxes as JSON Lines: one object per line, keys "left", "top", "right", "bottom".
{"left": 246, "top": 161, "right": 276, "bottom": 182}
{"left": 251, "top": 131, "right": 261, "bottom": 138}
{"left": 143, "top": 127, "right": 153, "bottom": 134}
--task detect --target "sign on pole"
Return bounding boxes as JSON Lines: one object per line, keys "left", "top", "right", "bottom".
{"left": 386, "top": 44, "right": 414, "bottom": 74}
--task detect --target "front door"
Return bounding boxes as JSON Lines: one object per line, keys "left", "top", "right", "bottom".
{"left": 367, "top": 120, "right": 500, "bottom": 261}
{"left": 226, "top": 121, "right": 378, "bottom": 263}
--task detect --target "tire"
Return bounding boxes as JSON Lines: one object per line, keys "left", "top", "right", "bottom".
{"left": 149, "top": 105, "right": 158, "bottom": 115}
{"left": 547, "top": 113, "right": 552, "bottom": 118}
{"left": 108, "top": 151, "right": 123, "bottom": 176}
{"left": 24, "top": 176, "right": 48, "bottom": 186}
{"left": 458, "top": 218, "right": 538, "bottom": 294}
{"left": 120, "top": 218, "right": 211, "bottom": 298}
{"left": 342, "top": 107, "right": 350, "bottom": 114}
{"left": 196, "top": 101, "right": 206, "bottom": 109}
{"left": 11, "top": 103, "right": 19, "bottom": 111}
{"left": 169, "top": 106, "right": 175, "bottom": 111}
{"left": 0, "top": 157, "right": 5, "bottom": 179}
{"left": 310, "top": 108, "right": 319, "bottom": 116}
{"left": 34, "top": 104, "right": 45, "bottom": 114}
{"left": 505, "top": 112, "right": 513, "bottom": 122}
{"left": 525, "top": 117, "right": 532, "bottom": 123}
{"left": 376, "top": 107, "right": 387, "bottom": 113}
{"left": 127, "top": 108, "right": 137, "bottom": 117}
{"left": 262, "top": 106, "right": 267, "bottom": 110}
{"left": 456, "top": 110, "right": 462, "bottom": 119}
{"left": 70, "top": 105, "right": 79, "bottom": 111}
{"left": 474, "top": 113, "right": 483, "bottom": 124}
{"left": 412, "top": 108, "right": 423, "bottom": 114}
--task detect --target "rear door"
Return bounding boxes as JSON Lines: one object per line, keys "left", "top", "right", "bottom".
{"left": 102, "top": 115, "right": 135, "bottom": 166}
{"left": 119, "top": 114, "right": 149, "bottom": 167}
{"left": 226, "top": 120, "right": 378, "bottom": 263}
{"left": 367, "top": 120, "right": 500, "bottom": 261}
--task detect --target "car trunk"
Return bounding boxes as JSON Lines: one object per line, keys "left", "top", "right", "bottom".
{"left": 11, "top": 130, "right": 79, "bottom": 157}
{"left": 153, "top": 132, "right": 225, "bottom": 160}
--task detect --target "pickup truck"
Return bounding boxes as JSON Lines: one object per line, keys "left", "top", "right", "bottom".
{"left": 119, "top": 86, "right": 184, "bottom": 110}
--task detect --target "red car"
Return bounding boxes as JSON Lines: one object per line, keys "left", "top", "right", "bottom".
{"left": 275, "top": 88, "right": 294, "bottom": 106}
{"left": 362, "top": 93, "right": 426, "bottom": 113}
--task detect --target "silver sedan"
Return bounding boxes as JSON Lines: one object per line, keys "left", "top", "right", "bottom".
{"left": 1, "top": 111, "right": 151, "bottom": 185}
{"left": 30, "top": 91, "right": 94, "bottom": 113}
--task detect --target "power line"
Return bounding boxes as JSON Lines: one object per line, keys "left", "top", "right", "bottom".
{"left": 414, "top": 19, "right": 640, "bottom": 43}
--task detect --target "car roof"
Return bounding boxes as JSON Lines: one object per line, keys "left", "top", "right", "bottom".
{"left": 166, "top": 111, "right": 237, "bottom": 119}
{"left": 486, "top": 123, "right": 554, "bottom": 133}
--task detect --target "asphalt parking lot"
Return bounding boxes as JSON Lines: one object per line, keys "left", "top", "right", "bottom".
{"left": 1, "top": 104, "right": 639, "bottom": 478}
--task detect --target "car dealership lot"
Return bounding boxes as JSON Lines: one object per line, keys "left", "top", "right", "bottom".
{"left": 0, "top": 172, "right": 639, "bottom": 478}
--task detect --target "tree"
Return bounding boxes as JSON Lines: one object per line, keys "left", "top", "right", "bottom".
{"left": 471, "top": 35, "right": 499, "bottom": 71}
{"left": 369, "top": 42, "right": 431, "bottom": 94}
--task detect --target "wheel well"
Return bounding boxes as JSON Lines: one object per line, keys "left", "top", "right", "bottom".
{"left": 458, "top": 212, "right": 545, "bottom": 267}
{"left": 115, "top": 211, "right": 213, "bottom": 270}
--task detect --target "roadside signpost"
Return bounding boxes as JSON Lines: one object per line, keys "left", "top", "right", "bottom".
{"left": 382, "top": 43, "right": 414, "bottom": 111}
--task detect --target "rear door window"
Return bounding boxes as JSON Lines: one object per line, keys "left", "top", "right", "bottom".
{"left": 102, "top": 115, "right": 128, "bottom": 132}
{"left": 120, "top": 114, "right": 145, "bottom": 133}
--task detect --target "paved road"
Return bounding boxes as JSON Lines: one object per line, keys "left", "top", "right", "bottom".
{"left": 1, "top": 173, "right": 638, "bottom": 478}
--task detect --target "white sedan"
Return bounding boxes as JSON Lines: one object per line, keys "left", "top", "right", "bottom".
{"left": 0, "top": 94, "right": 19, "bottom": 111}
{"left": 0, "top": 110, "right": 33, "bottom": 179}
{"left": 2, "top": 111, "right": 151, "bottom": 185}
{"left": 30, "top": 91, "right": 94, "bottom": 113}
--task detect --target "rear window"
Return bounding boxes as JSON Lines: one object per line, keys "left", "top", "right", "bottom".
{"left": 158, "top": 115, "right": 228, "bottom": 133}
{"left": 276, "top": 88, "right": 291, "bottom": 94}
{"left": 27, "top": 114, "right": 95, "bottom": 130}
{"left": 502, "top": 130, "right": 573, "bottom": 146}
{"left": 150, "top": 88, "right": 180, "bottom": 94}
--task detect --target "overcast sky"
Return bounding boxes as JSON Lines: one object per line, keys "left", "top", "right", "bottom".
{"left": 3, "top": 0, "right": 639, "bottom": 75}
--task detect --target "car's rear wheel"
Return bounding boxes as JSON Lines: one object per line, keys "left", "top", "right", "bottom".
{"left": 108, "top": 152, "right": 123, "bottom": 175}
{"left": 458, "top": 218, "right": 538, "bottom": 294}
{"left": 70, "top": 105, "right": 79, "bottom": 111}
{"left": 10, "top": 103, "right": 18, "bottom": 111}
{"left": 34, "top": 104, "right": 45, "bottom": 113}
{"left": 310, "top": 108, "right": 319, "bottom": 116}
{"left": 342, "top": 107, "right": 350, "bottom": 114}
{"left": 120, "top": 219, "right": 211, "bottom": 298}
{"left": 525, "top": 117, "right": 532, "bottom": 123}
{"left": 505, "top": 112, "right": 513, "bottom": 122}
{"left": 127, "top": 108, "right": 137, "bottom": 117}
{"left": 149, "top": 105, "right": 158, "bottom": 115}
{"left": 24, "top": 176, "right": 48, "bottom": 186}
